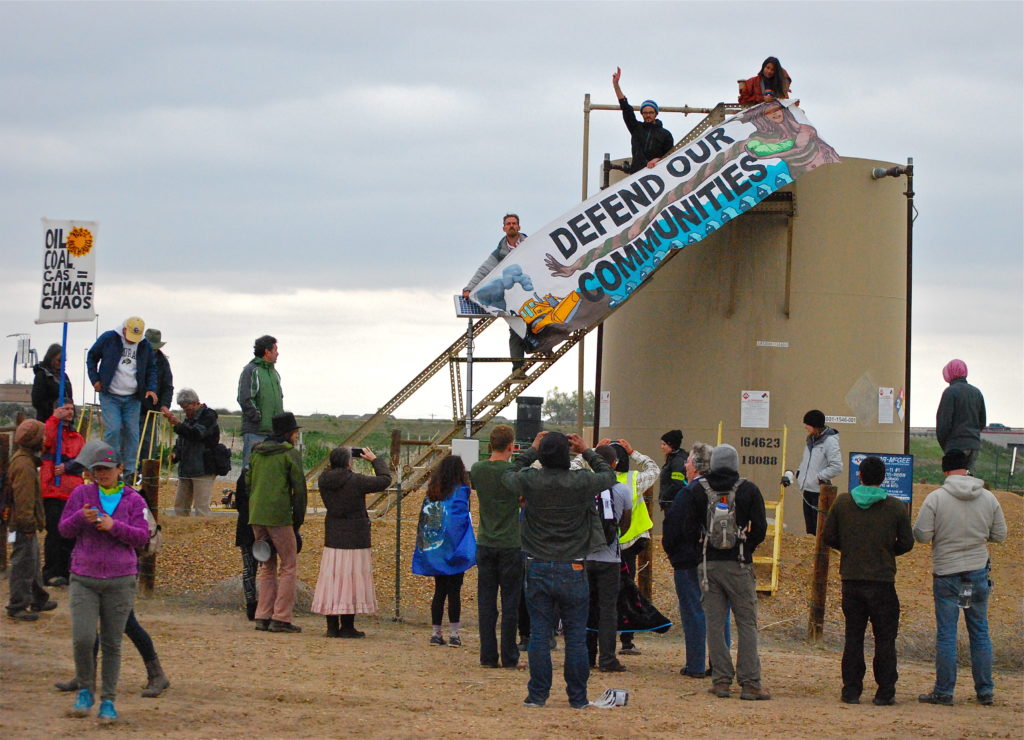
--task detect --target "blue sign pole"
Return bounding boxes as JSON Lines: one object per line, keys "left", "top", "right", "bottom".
{"left": 55, "top": 322, "right": 68, "bottom": 486}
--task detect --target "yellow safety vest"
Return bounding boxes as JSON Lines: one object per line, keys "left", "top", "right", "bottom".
{"left": 617, "top": 470, "right": 653, "bottom": 544}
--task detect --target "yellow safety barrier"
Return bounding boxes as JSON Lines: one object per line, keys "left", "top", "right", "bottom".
{"left": 753, "top": 424, "right": 787, "bottom": 595}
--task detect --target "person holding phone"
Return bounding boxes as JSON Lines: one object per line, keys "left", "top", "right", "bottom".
{"left": 312, "top": 446, "right": 392, "bottom": 638}
{"left": 58, "top": 441, "right": 150, "bottom": 723}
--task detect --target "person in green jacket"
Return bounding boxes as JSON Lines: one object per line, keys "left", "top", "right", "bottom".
{"left": 247, "top": 412, "right": 306, "bottom": 633}
{"left": 237, "top": 335, "right": 284, "bottom": 468}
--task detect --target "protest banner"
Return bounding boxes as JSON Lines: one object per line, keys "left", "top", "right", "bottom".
{"left": 467, "top": 100, "right": 839, "bottom": 350}
{"left": 37, "top": 218, "right": 98, "bottom": 324}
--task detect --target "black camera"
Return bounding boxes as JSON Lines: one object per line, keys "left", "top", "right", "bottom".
{"left": 351, "top": 447, "right": 363, "bottom": 458}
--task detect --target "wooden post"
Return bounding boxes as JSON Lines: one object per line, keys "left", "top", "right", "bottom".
{"left": 390, "top": 429, "right": 403, "bottom": 621}
{"left": 138, "top": 458, "right": 161, "bottom": 594}
{"left": 807, "top": 484, "right": 838, "bottom": 641}
{"left": 637, "top": 485, "right": 654, "bottom": 600}
{"left": 0, "top": 432, "right": 10, "bottom": 571}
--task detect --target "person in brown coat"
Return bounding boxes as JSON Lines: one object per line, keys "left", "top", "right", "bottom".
{"left": 5, "top": 419, "right": 57, "bottom": 621}
{"left": 311, "top": 446, "right": 392, "bottom": 638}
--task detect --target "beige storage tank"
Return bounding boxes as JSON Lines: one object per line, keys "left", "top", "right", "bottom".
{"left": 597, "top": 157, "right": 909, "bottom": 534}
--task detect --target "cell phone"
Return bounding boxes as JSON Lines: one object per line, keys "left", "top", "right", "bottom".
{"left": 351, "top": 447, "right": 363, "bottom": 458}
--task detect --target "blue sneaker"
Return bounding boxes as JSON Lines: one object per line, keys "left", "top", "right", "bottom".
{"left": 71, "top": 688, "right": 94, "bottom": 717}
{"left": 98, "top": 699, "right": 118, "bottom": 722}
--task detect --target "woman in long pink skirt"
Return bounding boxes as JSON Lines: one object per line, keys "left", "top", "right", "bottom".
{"left": 312, "top": 446, "right": 392, "bottom": 637}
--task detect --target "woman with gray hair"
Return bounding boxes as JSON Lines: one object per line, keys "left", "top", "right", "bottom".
{"left": 312, "top": 446, "right": 392, "bottom": 637}
{"left": 162, "top": 388, "right": 220, "bottom": 516}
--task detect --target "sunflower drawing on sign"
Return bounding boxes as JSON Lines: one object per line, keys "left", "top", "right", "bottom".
{"left": 65, "top": 227, "right": 94, "bottom": 257}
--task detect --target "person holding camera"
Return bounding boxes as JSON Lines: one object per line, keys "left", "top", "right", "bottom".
{"left": 312, "top": 446, "right": 391, "bottom": 638}
{"left": 164, "top": 388, "right": 220, "bottom": 517}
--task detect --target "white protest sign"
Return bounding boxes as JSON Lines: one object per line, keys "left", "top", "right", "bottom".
{"left": 37, "top": 219, "right": 98, "bottom": 324}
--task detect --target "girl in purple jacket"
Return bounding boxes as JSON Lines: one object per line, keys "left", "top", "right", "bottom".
{"left": 59, "top": 441, "right": 149, "bottom": 722}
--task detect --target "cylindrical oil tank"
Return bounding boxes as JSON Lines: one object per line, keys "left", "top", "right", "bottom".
{"left": 597, "top": 157, "right": 909, "bottom": 534}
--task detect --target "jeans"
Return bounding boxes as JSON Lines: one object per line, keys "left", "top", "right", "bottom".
{"left": 933, "top": 567, "right": 994, "bottom": 697}
{"left": 42, "top": 498, "right": 74, "bottom": 582}
{"left": 702, "top": 560, "right": 761, "bottom": 688}
{"left": 88, "top": 609, "right": 158, "bottom": 663}
{"left": 6, "top": 531, "right": 49, "bottom": 614}
{"left": 240, "top": 547, "right": 258, "bottom": 607}
{"left": 524, "top": 560, "right": 590, "bottom": 708}
{"left": 802, "top": 490, "right": 819, "bottom": 535}
{"left": 430, "top": 573, "right": 465, "bottom": 626}
{"left": 840, "top": 580, "right": 900, "bottom": 701}
{"left": 674, "top": 566, "right": 731, "bottom": 674}
{"left": 477, "top": 545, "right": 523, "bottom": 667}
{"left": 242, "top": 433, "right": 267, "bottom": 470}
{"left": 70, "top": 574, "right": 136, "bottom": 701}
{"left": 586, "top": 560, "right": 619, "bottom": 669}
{"left": 509, "top": 328, "right": 527, "bottom": 372}
{"left": 100, "top": 391, "right": 141, "bottom": 475}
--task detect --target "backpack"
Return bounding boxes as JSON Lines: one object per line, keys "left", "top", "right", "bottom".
{"left": 210, "top": 443, "right": 232, "bottom": 476}
{"left": 699, "top": 477, "right": 746, "bottom": 553}
{"left": 595, "top": 489, "right": 619, "bottom": 547}
{"left": 139, "top": 505, "right": 163, "bottom": 556}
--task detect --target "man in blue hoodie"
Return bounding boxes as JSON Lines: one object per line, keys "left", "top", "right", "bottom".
{"left": 823, "top": 456, "right": 914, "bottom": 706}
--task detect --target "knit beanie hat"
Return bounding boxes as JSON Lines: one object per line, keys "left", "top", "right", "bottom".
{"left": 661, "top": 429, "right": 683, "bottom": 450}
{"left": 710, "top": 444, "right": 739, "bottom": 473}
{"left": 942, "top": 359, "right": 968, "bottom": 383}
{"left": 941, "top": 449, "right": 970, "bottom": 472}
{"left": 14, "top": 419, "right": 44, "bottom": 449}
{"left": 640, "top": 99, "right": 659, "bottom": 114}
{"left": 803, "top": 409, "right": 826, "bottom": 428}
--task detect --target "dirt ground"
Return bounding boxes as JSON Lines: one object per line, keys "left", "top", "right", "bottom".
{"left": 1, "top": 486, "right": 1020, "bottom": 738}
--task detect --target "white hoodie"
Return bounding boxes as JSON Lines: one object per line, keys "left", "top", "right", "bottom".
{"left": 913, "top": 475, "right": 1007, "bottom": 576}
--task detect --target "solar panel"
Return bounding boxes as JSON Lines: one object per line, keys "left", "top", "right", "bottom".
{"left": 454, "top": 295, "right": 491, "bottom": 318}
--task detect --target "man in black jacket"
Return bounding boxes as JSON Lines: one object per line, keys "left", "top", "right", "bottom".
{"left": 612, "top": 67, "right": 674, "bottom": 173}
{"left": 823, "top": 455, "right": 914, "bottom": 706}
{"left": 683, "top": 443, "right": 769, "bottom": 700}
{"left": 139, "top": 328, "right": 173, "bottom": 462}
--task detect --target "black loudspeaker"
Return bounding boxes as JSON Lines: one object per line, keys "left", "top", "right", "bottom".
{"left": 515, "top": 396, "right": 544, "bottom": 443}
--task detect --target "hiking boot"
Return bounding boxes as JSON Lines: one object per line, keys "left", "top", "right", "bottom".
{"left": 71, "top": 688, "right": 94, "bottom": 717}
{"left": 337, "top": 627, "right": 365, "bottom": 639}
{"left": 254, "top": 619, "right": 271, "bottom": 631}
{"left": 45, "top": 576, "right": 69, "bottom": 587}
{"left": 841, "top": 695, "right": 860, "bottom": 704}
{"left": 740, "top": 685, "right": 772, "bottom": 701}
{"left": 31, "top": 600, "right": 58, "bottom": 613}
{"left": 599, "top": 661, "right": 627, "bottom": 673}
{"left": 98, "top": 699, "right": 118, "bottom": 722}
{"left": 709, "top": 681, "right": 731, "bottom": 698}
{"left": 429, "top": 634, "right": 446, "bottom": 646}
{"left": 268, "top": 620, "right": 302, "bottom": 633}
{"left": 141, "top": 657, "right": 170, "bottom": 697}
{"left": 872, "top": 696, "right": 895, "bottom": 706}
{"left": 680, "top": 668, "right": 707, "bottom": 678}
{"left": 448, "top": 634, "right": 463, "bottom": 647}
{"left": 618, "top": 643, "right": 641, "bottom": 656}
{"left": 7, "top": 609, "right": 39, "bottom": 622}
{"left": 55, "top": 677, "right": 83, "bottom": 692}
{"left": 918, "top": 692, "right": 954, "bottom": 705}
{"left": 977, "top": 694, "right": 994, "bottom": 706}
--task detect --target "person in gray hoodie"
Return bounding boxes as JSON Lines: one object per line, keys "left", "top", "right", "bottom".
{"left": 913, "top": 450, "right": 1007, "bottom": 707}
{"left": 793, "top": 409, "right": 842, "bottom": 535}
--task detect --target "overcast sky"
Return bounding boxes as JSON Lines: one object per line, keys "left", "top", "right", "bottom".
{"left": 2, "top": 1, "right": 1021, "bottom": 427}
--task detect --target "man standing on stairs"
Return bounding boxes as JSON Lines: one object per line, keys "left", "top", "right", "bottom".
{"left": 463, "top": 213, "right": 530, "bottom": 377}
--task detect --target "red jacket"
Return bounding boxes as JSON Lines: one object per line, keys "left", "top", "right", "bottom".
{"left": 738, "top": 74, "right": 791, "bottom": 104}
{"left": 41, "top": 416, "right": 85, "bottom": 501}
